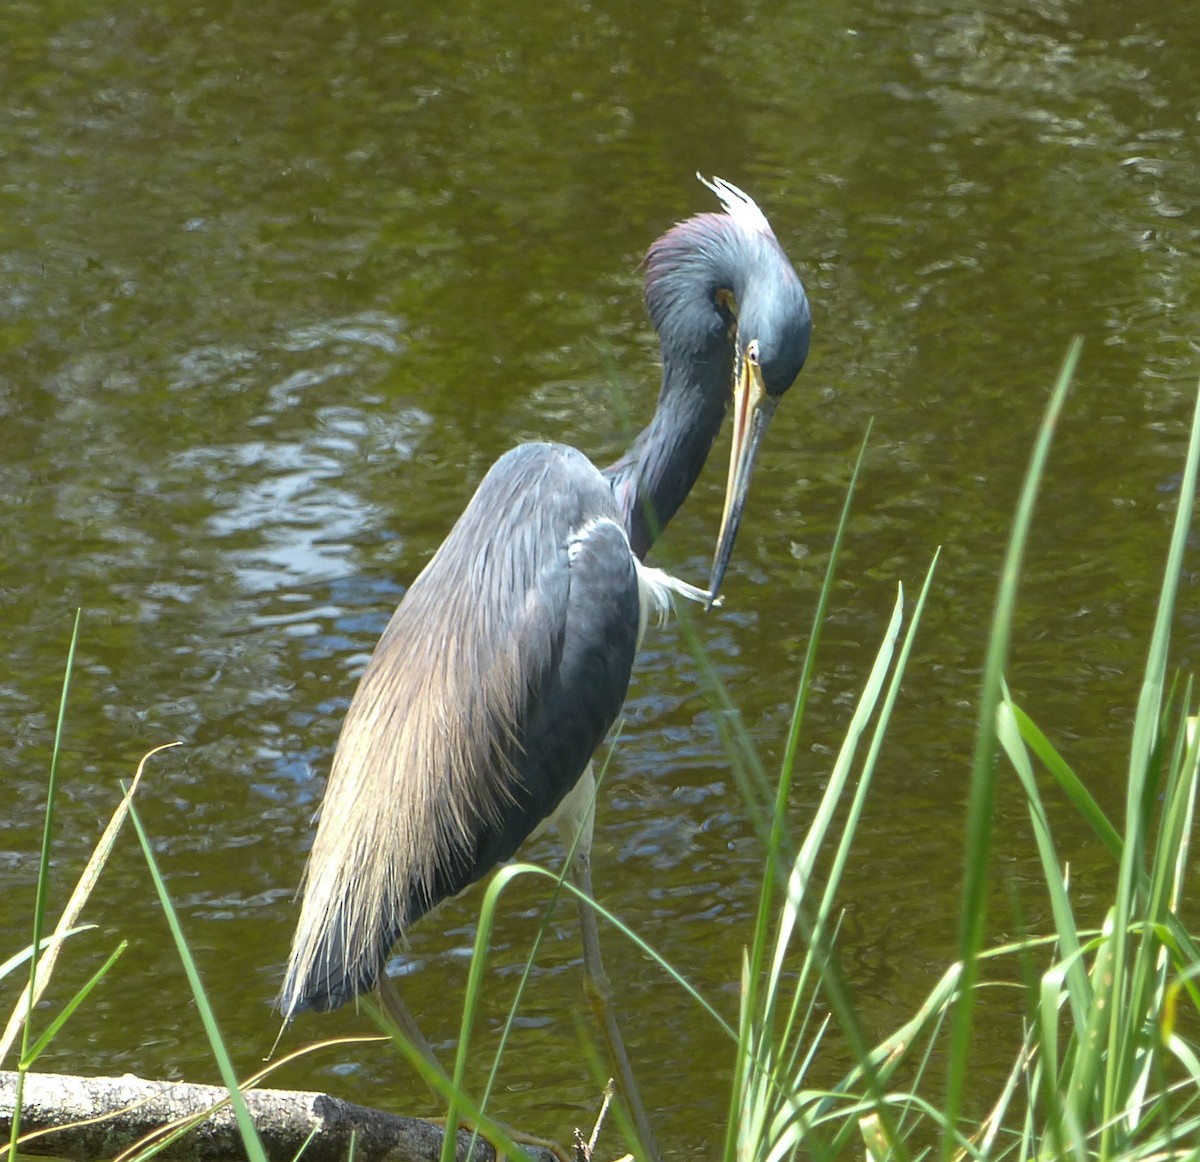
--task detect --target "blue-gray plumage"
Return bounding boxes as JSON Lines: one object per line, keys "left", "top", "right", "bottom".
{"left": 608, "top": 178, "right": 810, "bottom": 571}
{"left": 279, "top": 176, "right": 810, "bottom": 1158}
{"left": 285, "top": 444, "right": 645, "bottom": 1012}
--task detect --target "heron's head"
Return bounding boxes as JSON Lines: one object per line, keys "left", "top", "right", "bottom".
{"left": 646, "top": 175, "right": 811, "bottom": 605}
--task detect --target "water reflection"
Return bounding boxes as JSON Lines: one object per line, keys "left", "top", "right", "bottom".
{"left": 2, "top": 0, "right": 1199, "bottom": 1153}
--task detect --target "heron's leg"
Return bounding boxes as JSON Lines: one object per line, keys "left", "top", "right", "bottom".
{"left": 380, "top": 976, "right": 574, "bottom": 1162}
{"left": 377, "top": 972, "right": 450, "bottom": 1090}
{"left": 556, "top": 767, "right": 664, "bottom": 1162}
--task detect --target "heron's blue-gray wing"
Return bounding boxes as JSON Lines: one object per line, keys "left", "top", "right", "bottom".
{"left": 281, "top": 442, "right": 640, "bottom": 1016}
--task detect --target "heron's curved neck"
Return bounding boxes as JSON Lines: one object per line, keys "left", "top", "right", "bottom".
{"left": 604, "top": 348, "right": 733, "bottom": 560}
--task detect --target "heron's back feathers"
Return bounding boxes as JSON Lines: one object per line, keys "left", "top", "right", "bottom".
{"left": 282, "top": 176, "right": 810, "bottom": 1020}
{"left": 281, "top": 443, "right": 647, "bottom": 1016}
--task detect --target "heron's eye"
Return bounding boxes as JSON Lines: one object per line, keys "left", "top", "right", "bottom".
{"left": 746, "top": 339, "right": 761, "bottom": 365}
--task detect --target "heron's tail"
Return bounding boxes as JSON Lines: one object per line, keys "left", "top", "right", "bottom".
{"left": 279, "top": 900, "right": 402, "bottom": 1019}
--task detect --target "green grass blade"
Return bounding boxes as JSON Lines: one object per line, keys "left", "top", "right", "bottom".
{"left": 1065, "top": 915, "right": 1115, "bottom": 1127}
{"left": 23, "top": 609, "right": 81, "bottom": 1059}
{"left": 941, "top": 338, "right": 1081, "bottom": 1161}
{"left": 19, "top": 941, "right": 126, "bottom": 1068}
{"left": 751, "top": 588, "right": 903, "bottom": 1162}
{"left": 1169, "top": 714, "right": 1200, "bottom": 914}
{"left": 1102, "top": 376, "right": 1200, "bottom": 1148}
{"left": 473, "top": 740, "right": 619, "bottom": 1131}
{"left": 2, "top": 742, "right": 168, "bottom": 1068}
{"left": 724, "top": 426, "right": 870, "bottom": 1162}
{"left": 1120, "top": 697, "right": 1199, "bottom": 1134}
{"left": 804, "top": 554, "right": 940, "bottom": 984}
{"left": 977, "top": 1022, "right": 1035, "bottom": 1157}
{"left": 760, "top": 562, "right": 942, "bottom": 1162}
{"left": 467, "top": 739, "right": 628, "bottom": 1162}
{"left": 825, "top": 963, "right": 962, "bottom": 1155}
{"left": 1164, "top": 1033, "right": 1200, "bottom": 1085}
{"left": 127, "top": 799, "right": 268, "bottom": 1162}
{"left": 1034, "top": 960, "right": 1070, "bottom": 1157}
{"left": 774, "top": 421, "right": 874, "bottom": 833}
{"left": 1011, "top": 704, "right": 1123, "bottom": 860}
{"left": 0, "top": 928, "right": 94, "bottom": 987}
{"left": 441, "top": 856, "right": 681, "bottom": 1162}
{"left": 8, "top": 609, "right": 82, "bottom": 1162}
{"left": 767, "top": 582, "right": 903, "bottom": 1004}
{"left": 998, "top": 693, "right": 1089, "bottom": 1030}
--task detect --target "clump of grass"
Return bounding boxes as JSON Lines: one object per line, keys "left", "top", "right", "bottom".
{"left": 9, "top": 344, "right": 1200, "bottom": 1162}
{"left": 725, "top": 343, "right": 1200, "bottom": 1162}
{"left": 2, "top": 610, "right": 271, "bottom": 1162}
{"left": 986, "top": 353, "right": 1200, "bottom": 1160}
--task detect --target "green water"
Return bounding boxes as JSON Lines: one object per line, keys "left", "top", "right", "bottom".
{"left": 3, "top": 0, "right": 1199, "bottom": 1152}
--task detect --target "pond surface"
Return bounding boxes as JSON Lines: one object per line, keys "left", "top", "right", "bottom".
{"left": 2, "top": 0, "right": 1200, "bottom": 1153}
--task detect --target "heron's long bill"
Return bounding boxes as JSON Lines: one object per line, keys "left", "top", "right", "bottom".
{"left": 707, "top": 355, "right": 778, "bottom": 609}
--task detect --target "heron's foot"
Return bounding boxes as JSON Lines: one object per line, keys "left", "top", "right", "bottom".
{"left": 431, "top": 1115, "right": 573, "bottom": 1162}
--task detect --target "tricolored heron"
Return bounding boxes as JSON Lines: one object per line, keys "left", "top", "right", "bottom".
{"left": 280, "top": 176, "right": 811, "bottom": 1157}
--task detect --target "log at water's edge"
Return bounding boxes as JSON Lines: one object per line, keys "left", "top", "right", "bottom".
{"left": 0, "top": 1070, "right": 563, "bottom": 1162}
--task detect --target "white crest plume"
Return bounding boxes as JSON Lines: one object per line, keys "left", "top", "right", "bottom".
{"left": 698, "top": 173, "right": 775, "bottom": 239}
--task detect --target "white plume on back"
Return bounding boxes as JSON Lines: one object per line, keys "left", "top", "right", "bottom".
{"left": 571, "top": 516, "right": 717, "bottom": 645}
{"left": 635, "top": 559, "right": 716, "bottom": 644}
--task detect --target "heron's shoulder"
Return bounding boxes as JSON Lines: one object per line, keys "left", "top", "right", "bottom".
{"left": 474, "top": 441, "right": 617, "bottom": 523}
{"left": 490, "top": 440, "right": 602, "bottom": 480}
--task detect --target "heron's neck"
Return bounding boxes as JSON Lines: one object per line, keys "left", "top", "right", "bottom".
{"left": 604, "top": 354, "right": 732, "bottom": 560}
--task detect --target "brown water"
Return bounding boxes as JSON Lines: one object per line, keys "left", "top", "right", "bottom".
{"left": 2, "top": 0, "right": 1199, "bottom": 1153}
